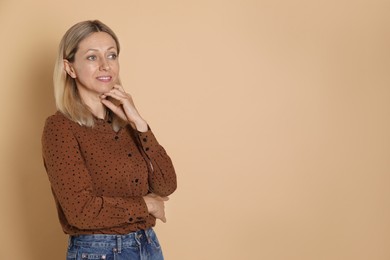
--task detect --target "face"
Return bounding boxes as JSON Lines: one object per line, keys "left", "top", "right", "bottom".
{"left": 64, "top": 32, "right": 119, "bottom": 103}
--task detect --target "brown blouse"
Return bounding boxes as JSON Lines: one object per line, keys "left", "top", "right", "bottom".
{"left": 42, "top": 112, "right": 177, "bottom": 235}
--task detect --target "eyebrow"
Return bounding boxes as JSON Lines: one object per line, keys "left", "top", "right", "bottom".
{"left": 85, "top": 46, "right": 117, "bottom": 53}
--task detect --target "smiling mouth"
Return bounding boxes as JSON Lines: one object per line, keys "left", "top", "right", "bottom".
{"left": 96, "top": 76, "right": 112, "bottom": 82}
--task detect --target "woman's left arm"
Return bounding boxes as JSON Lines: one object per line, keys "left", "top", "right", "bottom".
{"left": 102, "top": 85, "right": 177, "bottom": 197}
{"left": 136, "top": 127, "right": 177, "bottom": 196}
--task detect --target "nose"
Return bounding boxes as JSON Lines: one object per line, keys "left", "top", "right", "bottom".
{"left": 99, "top": 58, "right": 110, "bottom": 71}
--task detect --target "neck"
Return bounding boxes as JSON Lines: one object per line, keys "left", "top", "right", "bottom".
{"left": 88, "top": 102, "right": 106, "bottom": 119}
{"left": 78, "top": 92, "right": 106, "bottom": 119}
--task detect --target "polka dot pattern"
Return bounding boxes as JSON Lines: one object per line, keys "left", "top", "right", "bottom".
{"left": 42, "top": 112, "right": 177, "bottom": 235}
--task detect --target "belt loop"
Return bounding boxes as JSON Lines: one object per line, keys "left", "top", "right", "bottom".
{"left": 145, "top": 229, "right": 151, "bottom": 244}
{"left": 116, "top": 235, "right": 122, "bottom": 253}
{"left": 67, "top": 236, "right": 73, "bottom": 249}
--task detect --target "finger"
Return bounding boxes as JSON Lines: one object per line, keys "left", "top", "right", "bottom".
{"left": 146, "top": 193, "right": 158, "bottom": 198}
{"left": 112, "top": 85, "right": 126, "bottom": 95}
{"left": 154, "top": 196, "right": 169, "bottom": 202}
{"left": 113, "top": 84, "right": 126, "bottom": 92}
{"left": 101, "top": 98, "right": 113, "bottom": 107}
{"left": 106, "top": 89, "right": 127, "bottom": 98}
{"left": 110, "top": 86, "right": 132, "bottom": 100}
{"left": 101, "top": 100, "right": 120, "bottom": 115}
{"left": 160, "top": 216, "right": 167, "bottom": 223}
{"left": 101, "top": 99, "right": 127, "bottom": 120}
{"left": 104, "top": 92, "right": 126, "bottom": 104}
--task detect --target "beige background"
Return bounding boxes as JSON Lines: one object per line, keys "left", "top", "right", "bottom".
{"left": 1, "top": 0, "right": 389, "bottom": 259}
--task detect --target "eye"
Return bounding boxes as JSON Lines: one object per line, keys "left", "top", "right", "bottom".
{"left": 108, "top": 53, "right": 117, "bottom": 60}
{"left": 87, "top": 55, "right": 97, "bottom": 61}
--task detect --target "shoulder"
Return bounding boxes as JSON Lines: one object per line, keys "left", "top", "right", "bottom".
{"left": 42, "top": 112, "right": 81, "bottom": 149}
{"left": 43, "top": 111, "right": 77, "bottom": 134}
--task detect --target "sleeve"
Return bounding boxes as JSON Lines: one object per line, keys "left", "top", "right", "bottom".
{"left": 42, "top": 115, "right": 149, "bottom": 230}
{"left": 135, "top": 126, "right": 177, "bottom": 197}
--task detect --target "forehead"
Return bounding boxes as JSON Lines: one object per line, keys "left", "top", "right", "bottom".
{"left": 78, "top": 32, "right": 117, "bottom": 51}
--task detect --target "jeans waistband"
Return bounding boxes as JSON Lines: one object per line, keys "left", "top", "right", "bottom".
{"left": 68, "top": 228, "right": 153, "bottom": 253}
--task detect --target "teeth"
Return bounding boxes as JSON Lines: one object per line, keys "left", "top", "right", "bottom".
{"left": 98, "top": 76, "right": 110, "bottom": 80}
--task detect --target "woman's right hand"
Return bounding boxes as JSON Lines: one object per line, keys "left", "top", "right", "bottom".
{"left": 143, "top": 193, "right": 169, "bottom": 223}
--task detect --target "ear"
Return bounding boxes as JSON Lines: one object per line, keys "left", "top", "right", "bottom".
{"left": 63, "top": 59, "right": 77, "bottom": 78}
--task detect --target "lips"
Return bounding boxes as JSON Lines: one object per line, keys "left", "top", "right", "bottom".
{"left": 96, "top": 76, "right": 112, "bottom": 82}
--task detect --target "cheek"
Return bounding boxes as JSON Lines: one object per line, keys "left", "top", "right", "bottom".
{"left": 111, "top": 62, "right": 120, "bottom": 73}
{"left": 75, "top": 64, "right": 96, "bottom": 78}
{"left": 110, "top": 64, "right": 120, "bottom": 80}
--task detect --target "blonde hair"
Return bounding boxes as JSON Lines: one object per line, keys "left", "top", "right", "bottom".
{"left": 53, "top": 20, "right": 123, "bottom": 129}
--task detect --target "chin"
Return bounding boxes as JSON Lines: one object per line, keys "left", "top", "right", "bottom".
{"left": 99, "top": 83, "right": 115, "bottom": 92}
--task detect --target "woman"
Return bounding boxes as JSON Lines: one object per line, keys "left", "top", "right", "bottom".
{"left": 42, "top": 20, "right": 177, "bottom": 260}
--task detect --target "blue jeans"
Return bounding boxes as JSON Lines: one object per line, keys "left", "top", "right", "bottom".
{"left": 67, "top": 228, "right": 164, "bottom": 260}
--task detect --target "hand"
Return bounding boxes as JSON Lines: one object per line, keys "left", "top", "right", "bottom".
{"left": 143, "top": 193, "right": 169, "bottom": 223}
{"left": 101, "top": 84, "right": 148, "bottom": 132}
